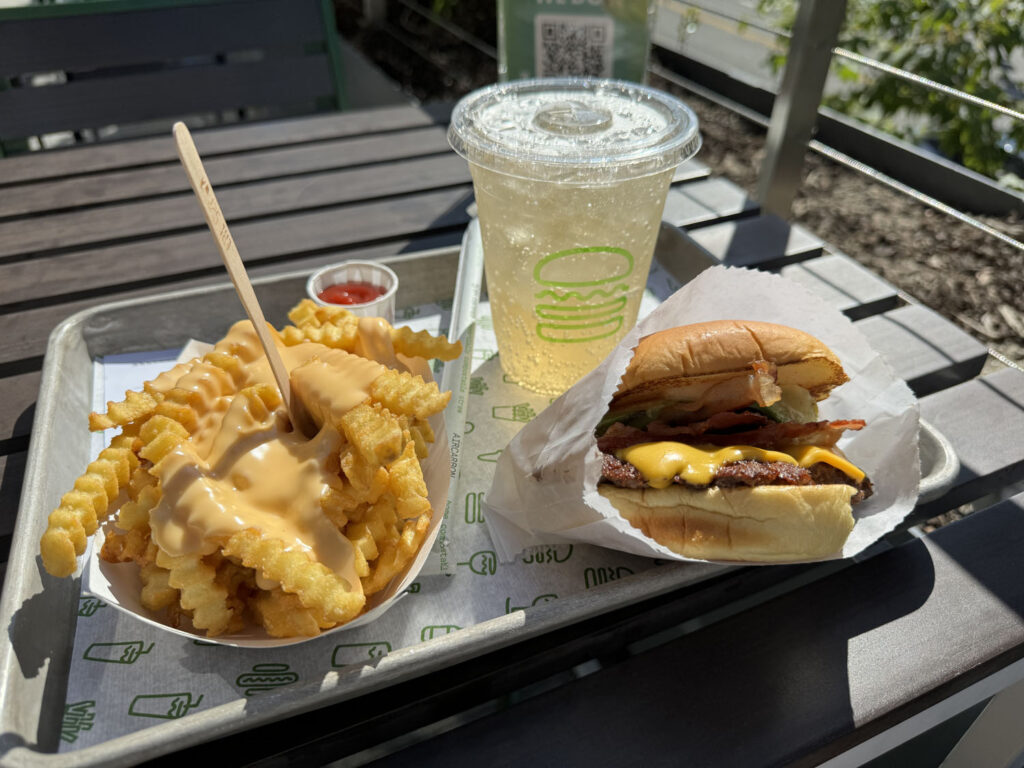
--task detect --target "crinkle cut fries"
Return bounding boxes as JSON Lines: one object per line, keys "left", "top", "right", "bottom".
{"left": 40, "top": 299, "right": 461, "bottom": 638}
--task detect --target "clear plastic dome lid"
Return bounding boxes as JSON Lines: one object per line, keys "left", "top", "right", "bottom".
{"left": 448, "top": 78, "right": 701, "bottom": 184}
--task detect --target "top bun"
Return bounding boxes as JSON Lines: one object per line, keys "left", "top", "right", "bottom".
{"left": 613, "top": 320, "right": 848, "bottom": 406}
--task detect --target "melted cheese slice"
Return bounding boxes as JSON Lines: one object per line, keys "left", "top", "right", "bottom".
{"left": 616, "top": 441, "right": 865, "bottom": 489}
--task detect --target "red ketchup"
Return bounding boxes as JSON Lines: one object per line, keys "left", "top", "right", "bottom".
{"left": 318, "top": 281, "right": 386, "bottom": 306}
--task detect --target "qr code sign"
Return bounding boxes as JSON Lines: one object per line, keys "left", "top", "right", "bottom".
{"left": 535, "top": 14, "right": 614, "bottom": 78}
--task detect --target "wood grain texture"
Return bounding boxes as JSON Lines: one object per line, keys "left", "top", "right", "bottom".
{"left": 0, "top": 104, "right": 449, "bottom": 184}
{"left": 0, "top": 212, "right": 470, "bottom": 365}
{"left": 0, "top": 126, "right": 451, "bottom": 217}
{"left": 0, "top": 184, "right": 473, "bottom": 318}
{"left": 0, "top": 153, "right": 470, "bottom": 259}
{"left": 173, "top": 120, "right": 303, "bottom": 434}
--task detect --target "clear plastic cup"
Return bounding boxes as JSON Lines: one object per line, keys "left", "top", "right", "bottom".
{"left": 448, "top": 77, "right": 700, "bottom": 395}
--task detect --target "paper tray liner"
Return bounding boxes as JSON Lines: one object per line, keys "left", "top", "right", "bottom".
{"left": 84, "top": 344, "right": 450, "bottom": 648}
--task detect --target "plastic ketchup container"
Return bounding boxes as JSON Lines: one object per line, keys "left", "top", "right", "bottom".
{"left": 306, "top": 261, "right": 398, "bottom": 323}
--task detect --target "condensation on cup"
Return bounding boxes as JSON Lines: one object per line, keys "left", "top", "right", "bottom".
{"left": 448, "top": 78, "right": 701, "bottom": 395}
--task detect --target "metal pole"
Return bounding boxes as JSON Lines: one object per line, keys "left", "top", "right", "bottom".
{"left": 756, "top": 0, "right": 847, "bottom": 219}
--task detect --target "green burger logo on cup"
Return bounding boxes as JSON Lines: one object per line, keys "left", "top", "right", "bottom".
{"left": 534, "top": 246, "right": 633, "bottom": 343}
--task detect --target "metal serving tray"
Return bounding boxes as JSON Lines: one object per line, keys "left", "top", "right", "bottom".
{"left": 0, "top": 225, "right": 956, "bottom": 766}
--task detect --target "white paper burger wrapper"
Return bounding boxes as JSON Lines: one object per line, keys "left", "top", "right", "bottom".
{"left": 85, "top": 342, "right": 450, "bottom": 648}
{"left": 483, "top": 265, "right": 921, "bottom": 564}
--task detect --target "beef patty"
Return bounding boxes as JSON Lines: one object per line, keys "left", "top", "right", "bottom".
{"left": 600, "top": 452, "right": 873, "bottom": 504}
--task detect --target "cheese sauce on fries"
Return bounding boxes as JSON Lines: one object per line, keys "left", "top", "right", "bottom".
{"left": 148, "top": 320, "right": 396, "bottom": 590}
{"left": 40, "top": 297, "right": 461, "bottom": 637}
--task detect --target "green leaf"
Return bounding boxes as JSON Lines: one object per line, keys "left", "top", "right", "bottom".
{"left": 761, "top": 0, "right": 1024, "bottom": 181}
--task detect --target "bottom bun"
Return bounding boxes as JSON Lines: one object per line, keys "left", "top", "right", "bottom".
{"left": 598, "top": 483, "right": 857, "bottom": 562}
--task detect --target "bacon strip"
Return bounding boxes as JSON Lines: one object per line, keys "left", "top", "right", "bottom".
{"left": 694, "top": 419, "right": 865, "bottom": 448}
{"left": 597, "top": 415, "right": 865, "bottom": 452}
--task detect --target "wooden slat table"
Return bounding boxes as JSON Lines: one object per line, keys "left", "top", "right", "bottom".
{"left": 1, "top": 103, "right": 1022, "bottom": 767}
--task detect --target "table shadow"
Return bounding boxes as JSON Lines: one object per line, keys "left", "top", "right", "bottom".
{"left": 367, "top": 545, "right": 939, "bottom": 767}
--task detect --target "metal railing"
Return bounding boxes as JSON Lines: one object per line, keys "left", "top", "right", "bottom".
{"left": 357, "top": 0, "right": 1024, "bottom": 252}
{"left": 663, "top": 0, "right": 1023, "bottom": 247}
{"left": 671, "top": 0, "right": 1024, "bottom": 124}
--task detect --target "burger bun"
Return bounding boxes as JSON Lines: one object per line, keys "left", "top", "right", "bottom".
{"left": 611, "top": 320, "right": 849, "bottom": 414}
{"left": 598, "top": 482, "right": 857, "bottom": 562}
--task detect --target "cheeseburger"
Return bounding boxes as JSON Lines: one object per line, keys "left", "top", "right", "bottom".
{"left": 597, "top": 320, "right": 872, "bottom": 562}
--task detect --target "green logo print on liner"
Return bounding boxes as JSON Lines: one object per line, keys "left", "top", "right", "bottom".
{"left": 584, "top": 565, "right": 635, "bottom": 590}
{"left": 521, "top": 544, "right": 574, "bottom": 564}
{"left": 492, "top": 403, "right": 535, "bottom": 422}
{"left": 477, "top": 449, "right": 502, "bottom": 463}
{"left": 533, "top": 247, "right": 633, "bottom": 343}
{"left": 469, "top": 376, "right": 488, "bottom": 395}
{"left": 331, "top": 642, "right": 392, "bottom": 667}
{"left": 61, "top": 701, "right": 96, "bottom": 743}
{"left": 457, "top": 550, "right": 497, "bottom": 575}
{"left": 464, "top": 491, "right": 486, "bottom": 524}
{"left": 78, "top": 596, "right": 106, "bottom": 616}
{"left": 83, "top": 641, "right": 154, "bottom": 664}
{"left": 473, "top": 347, "right": 497, "bottom": 365}
{"left": 421, "top": 624, "right": 461, "bottom": 641}
{"left": 504, "top": 593, "right": 558, "bottom": 613}
{"left": 128, "top": 692, "right": 203, "bottom": 719}
{"left": 235, "top": 663, "right": 299, "bottom": 696}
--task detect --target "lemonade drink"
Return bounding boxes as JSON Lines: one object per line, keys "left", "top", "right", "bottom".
{"left": 449, "top": 78, "right": 700, "bottom": 394}
{"left": 471, "top": 164, "right": 674, "bottom": 393}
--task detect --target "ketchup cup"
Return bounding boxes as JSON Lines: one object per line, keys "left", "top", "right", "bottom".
{"left": 306, "top": 261, "right": 399, "bottom": 323}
